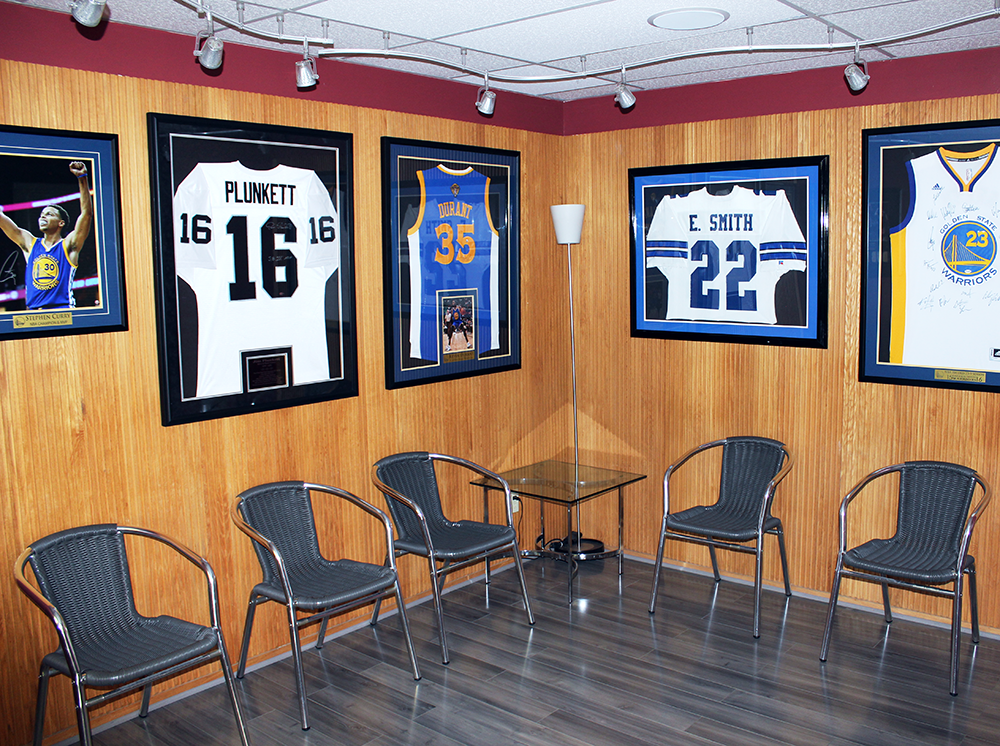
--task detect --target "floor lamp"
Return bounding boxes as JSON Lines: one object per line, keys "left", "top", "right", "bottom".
{"left": 550, "top": 204, "right": 586, "bottom": 506}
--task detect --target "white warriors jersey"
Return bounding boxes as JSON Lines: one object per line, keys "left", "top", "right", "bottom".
{"left": 644, "top": 186, "right": 807, "bottom": 324}
{"left": 888, "top": 144, "right": 1000, "bottom": 371}
{"left": 173, "top": 161, "right": 340, "bottom": 398}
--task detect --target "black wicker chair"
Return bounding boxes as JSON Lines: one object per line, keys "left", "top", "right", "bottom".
{"left": 232, "top": 481, "right": 421, "bottom": 730}
{"left": 648, "top": 436, "right": 794, "bottom": 638}
{"left": 371, "top": 452, "right": 535, "bottom": 664}
{"left": 819, "top": 461, "right": 991, "bottom": 695}
{"left": 14, "top": 524, "right": 249, "bottom": 746}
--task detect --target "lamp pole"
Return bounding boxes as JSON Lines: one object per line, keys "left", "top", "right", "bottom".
{"left": 550, "top": 204, "right": 586, "bottom": 514}
{"left": 565, "top": 239, "right": 580, "bottom": 503}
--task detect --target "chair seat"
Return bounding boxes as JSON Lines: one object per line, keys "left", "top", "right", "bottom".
{"left": 844, "top": 539, "right": 972, "bottom": 585}
{"left": 667, "top": 506, "right": 781, "bottom": 542}
{"left": 253, "top": 558, "right": 398, "bottom": 610}
{"left": 396, "top": 521, "right": 516, "bottom": 560}
{"left": 42, "top": 615, "right": 217, "bottom": 688}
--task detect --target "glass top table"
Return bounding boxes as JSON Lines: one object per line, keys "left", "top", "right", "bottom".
{"left": 472, "top": 459, "right": 646, "bottom": 601}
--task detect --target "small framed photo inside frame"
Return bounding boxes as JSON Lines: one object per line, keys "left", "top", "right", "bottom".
{"left": 0, "top": 125, "right": 126, "bottom": 339}
{"left": 861, "top": 119, "right": 1000, "bottom": 392}
{"left": 381, "top": 137, "right": 521, "bottom": 389}
{"left": 148, "top": 113, "right": 358, "bottom": 426}
{"left": 630, "top": 155, "right": 829, "bottom": 347}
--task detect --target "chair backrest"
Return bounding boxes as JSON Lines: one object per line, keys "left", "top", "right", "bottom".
{"left": 236, "top": 481, "right": 324, "bottom": 584}
{"left": 894, "top": 461, "right": 978, "bottom": 553}
{"left": 373, "top": 452, "right": 449, "bottom": 543}
{"left": 716, "top": 437, "right": 789, "bottom": 518}
{"left": 26, "top": 524, "right": 140, "bottom": 647}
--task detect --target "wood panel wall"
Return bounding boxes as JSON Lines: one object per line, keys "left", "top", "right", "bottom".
{"left": 2, "top": 59, "right": 999, "bottom": 744}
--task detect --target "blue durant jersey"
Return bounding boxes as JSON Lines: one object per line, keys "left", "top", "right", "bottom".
{"left": 406, "top": 165, "right": 499, "bottom": 362}
{"left": 644, "top": 186, "right": 806, "bottom": 325}
{"left": 26, "top": 237, "right": 76, "bottom": 309}
{"left": 888, "top": 144, "right": 1000, "bottom": 371}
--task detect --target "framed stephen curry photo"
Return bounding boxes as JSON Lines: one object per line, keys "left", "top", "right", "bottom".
{"left": 148, "top": 114, "right": 358, "bottom": 426}
{"left": 861, "top": 119, "right": 1000, "bottom": 392}
{"left": 0, "top": 125, "right": 126, "bottom": 339}
{"left": 382, "top": 137, "right": 520, "bottom": 389}
{"left": 630, "top": 156, "right": 829, "bottom": 347}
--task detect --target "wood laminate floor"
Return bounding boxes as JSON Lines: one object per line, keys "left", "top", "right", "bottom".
{"left": 86, "top": 558, "right": 1000, "bottom": 746}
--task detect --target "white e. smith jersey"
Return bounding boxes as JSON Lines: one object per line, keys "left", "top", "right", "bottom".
{"left": 888, "top": 144, "right": 1000, "bottom": 371}
{"left": 644, "top": 185, "right": 807, "bottom": 324}
{"left": 173, "top": 161, "right": 340, "bottom": 398}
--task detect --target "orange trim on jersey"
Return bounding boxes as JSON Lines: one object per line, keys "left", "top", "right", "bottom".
{"left": 407, "top": 169, "right": 427, "bottom": 238}
{"left": 484, "top": 176, "right": 496, "bottom": 236}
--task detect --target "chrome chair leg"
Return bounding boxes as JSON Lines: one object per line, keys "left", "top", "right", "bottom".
{"left": 819, "top": 558, "right": 844, "bottom": 662}
{"left": 648, "top": 517, "right": 669, "bottom": 613}
{"left": 511, "top": 542, "right": 535, "bottom": 625}
{"left": 236, "top": 593, "right": 261, "bottom": 677}
{"left": 776, "top": 526, "right": 792, "bottom": 596}
{"left": 394, "top": 579, "right": 422, "bottom": 681}
{"left": 32, "top": 665, "right": 52, "bottom": 746}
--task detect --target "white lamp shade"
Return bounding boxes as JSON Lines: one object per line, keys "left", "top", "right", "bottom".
{"left": 550, "top": 204, "right": 585, "bottom": 245}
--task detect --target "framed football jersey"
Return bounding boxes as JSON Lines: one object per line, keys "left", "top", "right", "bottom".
{"left": 148, "top": 114, "right": 357, "bottom": 425}
{"left": 630, "top": 155, "right": 829, "bottom": 348}
{"left": 381, "top": 137, "right": 521, "bottom": 389}
{"left": 861, "top": 118, "right": 1000, "bottom": 393}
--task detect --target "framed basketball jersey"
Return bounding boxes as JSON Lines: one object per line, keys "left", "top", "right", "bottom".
{"left": 381, "top": 137, "right": 520, "bottom": 389}
{"left": 861, "top": 118, "right": 1000, "bottom": 393}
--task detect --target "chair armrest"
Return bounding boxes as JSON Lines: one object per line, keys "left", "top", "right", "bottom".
{"left": 119, "top": 526, "right": 224, "bottom": 631}
{"left": 428, "top": 453, "right": 516, "bottom": 528}
{"left": 230, "top": 496, "right": 299, "bottom": 605}
{"left": 958, "top": 474, "right": 992, "bottom": 570}
{"left": 370, "top": 464, "right": 438, "bottom": 554}
{"left": 14, "top": 546, "right": 81, "bottom": 673}
{"left": 757, "top": 447, "right": 794, "bottom": 528}
{"left": 663, "top": 439, "right": 726, "bottom": 516}
{"left": 837, "top": 464, "right": 904, "bottom": 554}
{"left": 303, "top": 482, "right": 399, "bottom": 571}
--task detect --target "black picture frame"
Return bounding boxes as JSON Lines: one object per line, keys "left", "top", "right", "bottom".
{"left": 630, "top": 155, "right": 829, "bottom": 348}
{"left": 381, "top": 137, "right": 521, "bottom": 389}
{"left": 0, "top": 125, "right": 126, "bottom": 338}
{"left": 861, "top": 119, "right": 1000, "bottom": 392}
{"left": 148, "top": 113, "right": 358, "bottom": 426}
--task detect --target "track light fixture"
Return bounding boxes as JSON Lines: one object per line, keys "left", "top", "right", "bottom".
{"left": 295, "top": 40, "right": 319, "bottom": 89}
{"left": 844, "top": 41, "right": 870, "bottom": 92}
{"left": 614, "top": 64, "right": 636, "bottom": 110}
{"left": 475, "top": 73, "right": 496, "bottom": 116}
{"left": 69, "top": 0, "right": 106, "bottom": 27}
{"left": 194, "top": 12, "right": 224, "bottom": 71}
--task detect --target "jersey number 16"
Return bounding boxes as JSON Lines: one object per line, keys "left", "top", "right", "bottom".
{"left": 178, "top": 213, "right": 336, "bottom": 301}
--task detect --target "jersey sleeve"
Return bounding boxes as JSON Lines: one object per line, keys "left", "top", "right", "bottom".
{"left": 300, "top": 170, "right": 340, "bottom": 270}
{"left": 644, "top": 196, "right": 690, "bottom": 283}
{"left": 760, "top": 190, "right": 806, "bottom": 249}
{"left": 173, "top": 164, "right": 216, "bottom": 276}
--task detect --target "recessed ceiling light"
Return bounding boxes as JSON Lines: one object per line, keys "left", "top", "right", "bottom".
{"left": 649, "top": 8, "right": 730, "bottom": 31}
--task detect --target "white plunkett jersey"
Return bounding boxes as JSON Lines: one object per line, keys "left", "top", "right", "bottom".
{"left": 173, "top": 161, "right": 340, "bottom": 398}
{"left": 644, "top": 186, "right": 807, "bottom": 324}
{"left": 888, "top": 144, "right": 1000, "bottom": 372}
